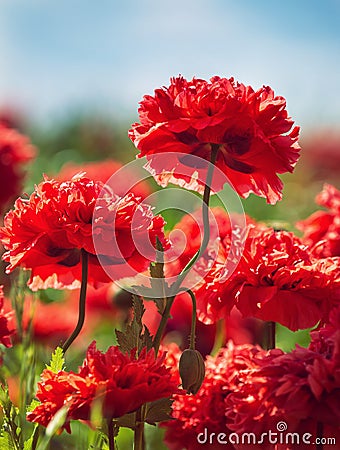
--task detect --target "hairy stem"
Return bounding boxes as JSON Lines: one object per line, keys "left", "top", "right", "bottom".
{"left": 62, "top": 249, "right": 89, "bottom": 353}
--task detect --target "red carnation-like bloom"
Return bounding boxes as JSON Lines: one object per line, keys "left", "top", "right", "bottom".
{"left": 129, "top": 76, "right": 300, "bottom": 204}
{"left": 0, "top": 124, "right": 36, "bottom": 214}
{"left": 0, "top": 286, "right": 14, "bottom": 348}
{"left": 195, "top": 227, "right": 340, "bottom": 331}
{"left": 225, "top": 345, "right": 340, "bottom": 448}
{"left": 297, "top": 183, "right": 340, "bottom": 257}
{"left": 27, "top": 342, "right": 179, "bottom": 433}
{"left": 0, "top": 175, "right": 167, "bottom": 290}
{"left": 161, "top": 343, "right": 277, "bottom": 450}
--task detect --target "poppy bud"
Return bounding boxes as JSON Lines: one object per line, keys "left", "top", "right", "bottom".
{"left": 179, "top": 349, "right": 205, "bottom": 394}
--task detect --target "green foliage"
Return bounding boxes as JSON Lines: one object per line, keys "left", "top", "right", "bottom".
{"left": 45, "top": 347, "right": 65, "bottom": 373}
{"left": 115, "top": 294, "right": 153, "bottom": 355}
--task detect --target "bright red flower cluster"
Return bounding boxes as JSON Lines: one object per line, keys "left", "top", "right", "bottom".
{"left": 194, "top": 226, "right": 340, "bottom": 331}
{"left": 225, "top": 344, "right": 340, "bottom": 443}
{"left": 0, "top": 175, "right": 167, "bottom": 290}
{"left": 297, "top": 183, "right": 340, "bottom": 257}
{"left": 162, "top": 343, "right": 277, "bottom": 450}
{"left": 129, "top": 76, "right": 300, "bottom": 204}
{"left": 0, "top": 124, "right": 36, "bottom": 214}
{"left": 162, "top": 331, "right": 340, "bottom": 450}
{"left": 0, "top": 286, "right": 14, "bottom": 348}
{"left": 27, "top": 342, "right": 179, "bottom": 432}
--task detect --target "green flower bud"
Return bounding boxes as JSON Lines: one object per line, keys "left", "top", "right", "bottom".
{"left": 179, "top": 349, "right": 205, "bottom": 394}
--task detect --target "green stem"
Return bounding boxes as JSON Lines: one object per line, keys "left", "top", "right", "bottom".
{"left": 174, "top": 144, "right": 219, "bottom": 289}
{"left": 179, "top": 288, "right": 197, "bottom": 350}
{"left": 107, "top": 418, "right": 115, "bottom": 450}
{"left": 152, "top": 145, "right": 219, "bottom": 355}
{"left": 153, "top": 295, "right": 175, "bottom": 355}
{"left": 263, "top": 321, "right": 276, "bottom": 350}
{"left": 210, "top": 319, "right": 226, "bottom": 356}
{"left": 62, "top": 249, "right": 89, "bottom": 354}
{"left": 134, "top": 406, "right": 145, "bottom": 450}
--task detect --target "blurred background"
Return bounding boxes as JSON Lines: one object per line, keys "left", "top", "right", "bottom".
{"left": 1, "top": 2, "right": 339, "bottom": 447}
{"left": 1, "top": 0, "right": 340, "bottom": 218}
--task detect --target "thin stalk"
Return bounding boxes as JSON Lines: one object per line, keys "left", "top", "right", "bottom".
{"left": 264, "top": 321, "right": 276, "bottom": 350}
{"left": 62, "top": 249, "right": 89, "bottom": 353}
{"left": 107, "top": 418, "right": 115, "bottom": 450}
{"left": 179, "top": 288, "right": 197, "bottom": 350}
{"left": 174, "top": 143, "right": 219, "bottom": 289}
{"left": 152, "top": 144, "right": 219, "bottom": 354}
{"left": 134, "top": 406, "right": 145, "bottom": 450}
{"left": 210, "top": 319, "right": 226, "bottom": 356}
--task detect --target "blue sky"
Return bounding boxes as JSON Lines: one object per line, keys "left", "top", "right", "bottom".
{"left": 1, "top": 0, "right": 340, "bottom": 130}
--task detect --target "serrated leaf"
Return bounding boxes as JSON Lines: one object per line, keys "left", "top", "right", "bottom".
{"left": 0, "top": 433, "right": 15, "bottom": 450}
{"left": 145, "top": 397, "right": 174, "bottom": 425}
{"left": 27, "top": 399, "right": 40, "bottom": 413}
{"left": 115, "top": 295, "right": 153, "bottom": 355}
{"left": 115, "top": 412, "right": 136, "bottom": 429}
{"left": 23, "top": 435, "right": 34, "bottom": 450}
{"left": 45, "top": 347, "right": 65, "bottom": 373}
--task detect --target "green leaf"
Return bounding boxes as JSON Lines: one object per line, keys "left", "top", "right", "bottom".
{"left": 23, "top": 435, "right": 34, "bottom": 450}
{"left": 27, "top": 399, "right": 40, "bottom": 413}
{"left": 45, "top": 347, "right": 65, "bottom": 373}
{"left": 145, "top": 397, "right": 174, "bottom": 425}
{"left": 0, "top": 433, "right": 15, "bottom": 450}
{"left": 115, "top": 294, "right": 153, "bottom": 355}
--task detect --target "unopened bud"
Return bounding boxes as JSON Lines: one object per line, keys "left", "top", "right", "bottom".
{"left": 179, "top": 349, "right": 205, "bottom": 394}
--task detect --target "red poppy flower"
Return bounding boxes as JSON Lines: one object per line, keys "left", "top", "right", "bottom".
{"left": 0, "top": 286, "right": 14, "bottom": 348}
{"left": 194, "top": 227, "right": 340, "bottom": 330}
{"left": 129, "top": 76, "right": 300, "bottom": 204}
{"left": 27, "top": 342, "right": 179, "bottom": 433}
{"left": 0, "top": 123, "right": 36, "bottom": 214}
{"left": 297, "top": 183, "right": 340, "bottom": 257}
{"left": 0, "top": 175, "right": 167, "bottom": 290}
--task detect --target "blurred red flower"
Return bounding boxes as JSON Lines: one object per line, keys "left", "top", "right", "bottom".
{"left": 195, "top": 227, "right": 340, "bottom": 331}
{"left": 0, "top": 124, "right": 36, "bottom": 214}
{"left": 129, "top": 76, "right": 300, "bottom": 204}
{"left": 0, "top": 286, "right": 14, "bottom": 348}
{"left": 56, "top": 159, "right": 152, "bottom": 199}
{"left": 297, "top": 183, "right": 340, "bottom": 257}
{"left": 0, "top": 175, "right": 167, "bottom": 290}
{"left": 27, "top": 342, "right": 179, "bottom": 432}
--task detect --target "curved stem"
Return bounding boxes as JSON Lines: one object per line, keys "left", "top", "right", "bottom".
{"left": 174, "top": 144, "right": 219, "bottom": 289}
{"left": 210, "top": 319, "right": 226, "bottom": 356}
{"left": 153, "top": 296, "right": 175, "bottom": 355}
{"left": 62, "top": 249, "right": 89, "bottom": 354}
{"left": 152, "top": 145, "right": 219, "bottom": 355}
{"left": 179, "top": 288, "right": 197, "bottom": 350}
